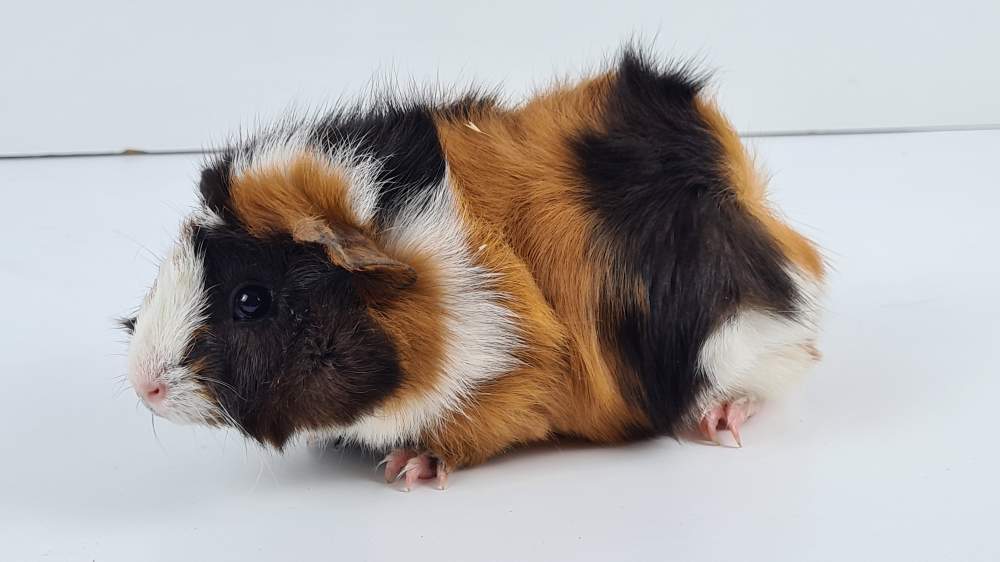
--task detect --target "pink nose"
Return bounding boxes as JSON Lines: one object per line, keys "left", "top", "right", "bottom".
{"left": 135, "top": 380, "right": 167, "bottom": 406}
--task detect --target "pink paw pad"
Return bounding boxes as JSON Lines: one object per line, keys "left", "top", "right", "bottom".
{"left": 698, "top": 396, "right": 760, "bottom": 447}
{"left": 378, "top": 449, "right": 449, "bottom": 491}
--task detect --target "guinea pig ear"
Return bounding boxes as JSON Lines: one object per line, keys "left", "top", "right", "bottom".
{"left": 291, "top": 217, "right": 417, "bottom": 289}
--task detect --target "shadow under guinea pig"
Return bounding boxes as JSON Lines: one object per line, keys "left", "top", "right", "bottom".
{"left": 296, "top": 434, "right": 679, "bottom": 491}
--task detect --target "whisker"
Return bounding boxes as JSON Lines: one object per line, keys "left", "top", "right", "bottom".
{"left": 150, "top": 412, "right": 166, "bottom": 454}
{"left": 113, "top": 229, "right": 165, "bottom": 264}
{"left": 114, "top": 383, "right": 133, "bottom": 399}
{"left": 217, "top": 401, "right": 249, "bottom": 438}
{"left": 190, "top": 375, "right": 246, "bottom": 402}
{"left": 251, "top": 456, "right": 266, "bottom": 493}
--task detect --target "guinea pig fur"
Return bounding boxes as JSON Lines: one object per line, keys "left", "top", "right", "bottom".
{"left": 123, "top": 48, "right": 825, "bottom": 490}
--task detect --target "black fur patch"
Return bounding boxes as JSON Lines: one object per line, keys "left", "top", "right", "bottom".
{"left": 198, "top": 154, "right": 235, "bottom": 220}
{"left": 574, "top": 50, "right": 798, "bottom": 434}
{"left": 436, "top": 93, "right": 502, "bottom": 122}
{"left": 183, "top": 224, "right": 404, "bottom": 448}
{"left": 200, "top": 99, "right": 464, "bottom": 231}
{"left": 312, "top": 103, "right": 447, "bottom": 227}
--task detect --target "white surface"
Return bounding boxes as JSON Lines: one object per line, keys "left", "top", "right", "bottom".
{"left": 3, "top": 0, "right": 1000, "bottom": 155}
{"left": 2, "top": 130, "right": 998, "bottom": 561}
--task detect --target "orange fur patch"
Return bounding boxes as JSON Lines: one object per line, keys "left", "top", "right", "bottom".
{"left": 363, "top": 250, "right": 448, "bottom": 407}
{"left": 229, "top": 153, "right": 360, "bottom": 236}
{"left": 433, "top": 73, "right": 651, "bottom": 455}
{"left": 423, "top": 203, "right": 571, "bottom": 467}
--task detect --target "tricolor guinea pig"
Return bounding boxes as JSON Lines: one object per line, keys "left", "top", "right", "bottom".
{"left": 122, "top": 48, "right": 825, "bottom": 490}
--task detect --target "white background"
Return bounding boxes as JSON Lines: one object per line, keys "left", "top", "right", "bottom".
{"left": 2, "top": 0, "right": 999, "bottom": 155}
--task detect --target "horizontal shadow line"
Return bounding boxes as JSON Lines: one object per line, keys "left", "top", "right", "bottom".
{"left": 2, "top": 123, "right": 999, "bottom": 160}
{"left": 741, "top": 123, "right": 1000, "bottom": 138}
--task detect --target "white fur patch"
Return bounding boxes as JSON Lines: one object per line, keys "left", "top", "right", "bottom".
{"left": 127, "top": 224, "right": 217, "bottom": 424}
{"left": 229, "top": 124, "right": 314, "bottom": 180}
{"left": 696, "top": 268, "right": 824, "bottom": 412}
{"left": 191, "top": 207, "right": 223, "bottom": 228}
{"left": 321, "top": 174, "right": 522, "bottom": 448}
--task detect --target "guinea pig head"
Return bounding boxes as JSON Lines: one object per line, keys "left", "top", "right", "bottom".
{"left": 123, "top": 157, "right": 413, "bottom": 448}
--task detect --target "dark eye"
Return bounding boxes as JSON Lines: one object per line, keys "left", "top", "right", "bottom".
{"left": 232, "top": 284, "right": 272, "bottom": 321}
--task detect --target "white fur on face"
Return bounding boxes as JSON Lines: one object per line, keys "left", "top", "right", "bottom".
{"left": 127, "top": 224, "right": 218, "bottom": 425}
{"left": 694, "top": 267, "right": 825, "bottom": 416}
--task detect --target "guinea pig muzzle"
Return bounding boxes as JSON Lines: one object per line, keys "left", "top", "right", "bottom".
{"left": 129, "top": 369, "right": 169, "bottom": 414}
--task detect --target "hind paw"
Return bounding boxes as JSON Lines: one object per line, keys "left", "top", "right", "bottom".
{"left": 698, "top": 396, "right": 760, "bottom": 447}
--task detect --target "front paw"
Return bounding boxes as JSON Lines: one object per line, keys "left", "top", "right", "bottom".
{"left": 379, "top": 449, "right": 450, "bottom": 491}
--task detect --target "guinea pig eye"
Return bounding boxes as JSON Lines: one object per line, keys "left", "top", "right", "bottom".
{"left": 232, "top": 284, "right": 272, "bottom": 321}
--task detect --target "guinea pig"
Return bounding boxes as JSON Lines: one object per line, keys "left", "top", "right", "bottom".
{"left": 122, "top": 47, "right": 825, "bottom": 491}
